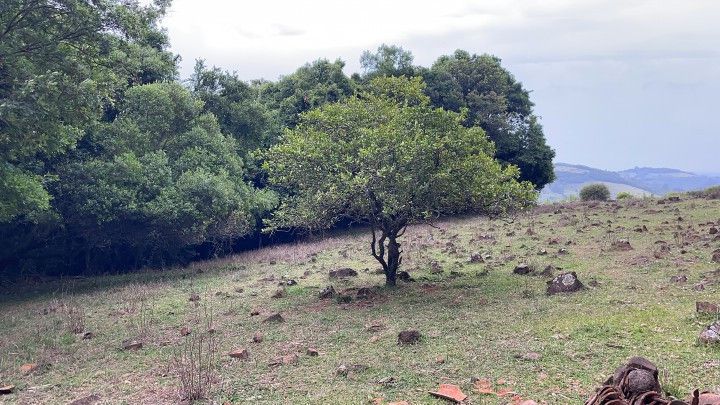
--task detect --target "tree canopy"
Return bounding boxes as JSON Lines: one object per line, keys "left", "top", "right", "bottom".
{"left": 264, "top": 76, "right": 536, "bottom": 286}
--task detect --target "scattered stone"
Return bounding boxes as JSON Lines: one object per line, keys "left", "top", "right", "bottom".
{"left": 671, "top": 274, "right": 688, "bottom": 283}
{"left": 82, "top": 331, "right": 95, "bottom": 340}
{"left": 329, "top": 268, "right": 358, "bottom": 278}
{"left": 369, "top": 335, "right": 380, "bottom": 343}
{"left": 121, "top": 339, "right": 143, "bottom": 351}
{"left": 537, "top": 249, "right": 548, "bottom": 256}
{"left": 263, "top": 313, "right": 284, "bottom": 323}
{"left": 710, "top": 227, "right": 718, "bottom": 235}
{"left": 398, "top": 330, "right": 422, "bottom": 345}
{"left": 435, "top": 355, "right": 446, "bottom": 364}
{"left": 271, "top": 288, "right": 285, "bottom": 299}
{"left": 0, "top": 385, "right": 14, "bottom": 395}
{"left": 694, "top": 283, "right": 706, "bottom": 291}
{"left": 234, "top": 287, "right": 244, "bottom": 293}
{"left": 429, "top": 384, "right": 467, "bottom": 403}
{"left": 180, "top": 326, "right": 191, "bottom": 337}
{"left": 699, "top": 321, "right": 720, "bottom": 344}
{"left": 377, "top": 376, "right": 396, "bottom": 385}
{"left": 252, "top": 332, "right": 264, "bottom": 343}
{"left": 188, "top": 293, "right": 200, "bottom": 302}
{"left": 712, "top": 249, "right": 720, "bottom": 263}
{"left": 558, "top": 248, "right": 569, "bottom": 255}
{"left": 696, "top": 301, "right": 719, "bottom": 314}
{"left": 306, "top": 348, "right": 319, "bottom": 356}
{"left": 283, "top": 279, "right": 297, "bottom": 286}
{"left": 356, "top": 287, "right": 374, "bottom": 300}
{"left": 228, "top": 348, "right": 249, "bottom": 360}
{"left": 610, "top": 239, "right": 633, "bottom": 251}
{"left": 335, "top": 363, "right": 368, "bottom": 377}
{"left": 513, "top": 263, "right": 534, "bottom": 275}
{"left": 250, "top": 308, "right": 261, "bottom": 316}
{"left": 318, "top": 285, "right": 336, "bottom": 299}
{"left": 20, "top": 363, "right": 38, "bottom": 375}
{"left": 547, "top": 272, "right": 584, "bottom": 295}
{"left": 469, "top": 253, "right": 484, "bottom": 263}
{"left": 68, "top": 394, "right": 101, "bottom": 405}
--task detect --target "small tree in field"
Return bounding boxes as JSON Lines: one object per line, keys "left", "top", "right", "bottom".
{"left": 580, "top": 183, "right": 611, "bottom": 201}
{"left": 263, "top": 77, "right": 536, "bottom": 287}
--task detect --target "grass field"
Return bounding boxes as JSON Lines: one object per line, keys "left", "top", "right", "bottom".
{"left": 1, "top": 196, "right": 719, "bottom": 404}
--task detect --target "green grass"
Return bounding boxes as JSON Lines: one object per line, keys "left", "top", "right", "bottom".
{"left": 1, "top": 197, "right": 719, "bottom": 404}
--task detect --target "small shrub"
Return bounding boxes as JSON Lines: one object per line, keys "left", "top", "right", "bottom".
{"left": 579, "top": 183, "right": 610, "bottom": 201}
{"left": 173, "top": 307, "right": 218, "bottom": 401}
{"left": 615, "top": 192, "right": 633, "bottom": 200}
{"left": 704, "top": 185, "right": 720, "bottom": 199}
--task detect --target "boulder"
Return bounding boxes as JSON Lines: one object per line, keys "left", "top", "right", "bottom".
{"left": 547, "top": 272, "right": 584, "bottom": 295}
{"left": 513, "top": 263, "right": 534, "bottom": 275}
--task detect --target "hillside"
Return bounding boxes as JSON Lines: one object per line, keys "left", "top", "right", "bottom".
{"left": 1, "top": 195, "right": 719, "bottom": 403}
{"left": 541, "top": 163, "right": 720, "bottom": 201}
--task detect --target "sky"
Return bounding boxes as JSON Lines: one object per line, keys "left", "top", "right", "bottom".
{"left": 161, "top": 0, "right": 720, "bottom": 174}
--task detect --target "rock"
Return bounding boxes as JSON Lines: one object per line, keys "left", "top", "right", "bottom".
{"left": 356, "top": 287, "right": 374, "bottom": 300}
{"left": 670, "top": 274, "right": 688, "bottom": 283}
{"left": 318, "top": 285, "right": 336, "bottom": 299}
{"left": 20, "top": 363, "right": 38, "bottom": 375}
{"left": 699, "top": 321, "right": 720, "bottom": 344}
{"left": 68, "top": 394, "right": 101, "bottom": 405}
{"left": 250, "top": 308, "right": 261, "bottom": 316}
{"left": 537, "top": 248, "right": 548, "bottom": 256}
{"left": 121, "top": 339, "right": 143, "bottom": 351}
{"left": 397, "top": 271, "right": 414, "bottom": 282}
{"left": 283, "top": 279, "right": 297, "bottom": 286}
{"left": 180, "top": 326, "right": 191, "bottom": 336}
{"left": 328, "top": 268, "right": 358, "bottom": 278}
{"left": 189, "top": 293, "right": 200, "bottom": 302}
{"left": 263, "top": 313, "right": 284, "bottom": 323}
{"left": 709, "top": 227, "right": 718, "bottom": 235}
{"left": 610, "top": 239, "right": 633, "bottom": 251}
{"left": 335, "top": 363, "right": 368, "bottom": 377}
{"left": 469, "top": 253, "right": 484, "bottom": 263}
{"left": 228, "top": 348, "right": 249, "bottom": 359}
{"left": 712, "top": 249, "right": 720, "bottom": 263}
{"left": 336, "top": 294, "right": 352, "bottom": 304}
{"left": 558, "top": 248, "right": 569, "bottom": 255}
{"left": 377, "top": 376, "right": 396, "bottom": 385}
{"left": 547, "top": 272, "right": 584, "bottom": 295}
{"left": 0, "top": 385, "right": 14, "bottom": 395}
{"left": 695, "top": 392, "right": 720, "bottom": 404}
{"left": 428, "top": 384, "right": 467, "bottom": 403}
{"left": 82, "top": 331, "right": 95, "bottom": 340}
{"left": 513, "top": 263, "right": 534, "bottom": 275}
{"left": 234, "top": 287, "right": 244, "bottom": 293}
{"left": 539, "top": 265, "right": 556, "bottom": 277}
{"left": 625, "top": 369, "right": 657, "bottom": 394}
{"left": 697, "top": 301, "right": 719, "bottom": 314}
{"left": 306, "top": 348, "right": 319, "bottom": 356}
{"left": 271, "top": 288, "right": 285, "bottom": 299}
{"left": 398, "top": 329, "right": 422, "bottom": 345}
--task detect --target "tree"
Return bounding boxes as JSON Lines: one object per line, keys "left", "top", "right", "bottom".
{"left": 422, "top": 50, "right": 555, "bottom": 189}
{"left": 579, "top": 183, "right": 610, "bottom": 201}
{"left": 51, "top": 82, "right": 276, "bottom": 272}
{"left": 259, "top": 58, "right": 355, "bottom": 128}
{"left": 0, "top": 0, "right": 177, "bottom": 222}
{"left": 191, "top": 61, "right": 281, "bottom": 156}
{"left": 360, "top": 44, "right": 416, "bottom": 78}
{"left": 264, "top": 76, "right": 536, "bottom": 286}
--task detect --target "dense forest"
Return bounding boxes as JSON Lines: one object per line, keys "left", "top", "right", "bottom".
{"left": 0, "top": 0, "right": 554, "bottom": 280}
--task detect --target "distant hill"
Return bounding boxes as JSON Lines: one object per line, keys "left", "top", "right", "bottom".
{"left": 540, "top": 163, "right": 720, "bottom": 201}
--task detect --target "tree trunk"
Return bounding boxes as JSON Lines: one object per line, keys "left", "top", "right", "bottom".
{"left": 370, "top": 225, "right": 403, "bottom": 287}
{"left": 385, "top": 235, "right": 401, "bottom": 287}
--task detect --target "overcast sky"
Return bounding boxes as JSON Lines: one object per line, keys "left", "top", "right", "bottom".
{"left": 162, "top": 0, "right": 720, "bottom": 174}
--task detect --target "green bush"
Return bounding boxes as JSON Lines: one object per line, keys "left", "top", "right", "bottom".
{"left": 704, "top": 185, "right": 720, "bottom": 199}
{"left": 616, "top": 192, "right": 633, "bottom": 200}
{"left": 579, "top": 183, "right": 610, "bottom": 201}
